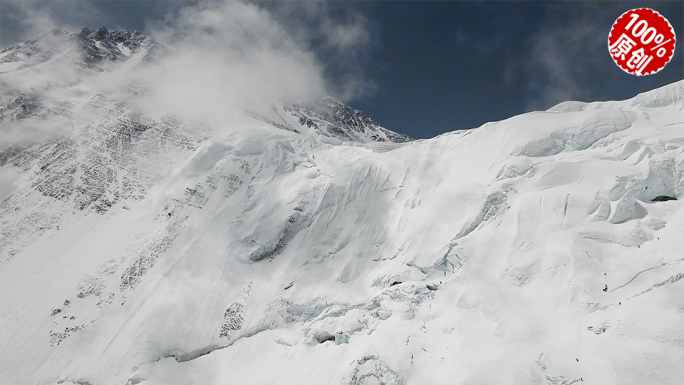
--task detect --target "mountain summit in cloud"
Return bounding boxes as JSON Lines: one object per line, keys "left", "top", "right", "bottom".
{"left": 1, "top": 24, "right": 683, "bottom": 385}
{"left": 0, "top": 26, "right": 159, "bottom": 72}
{"left": 0, "top": 27, "right": 409, "bottom": 145}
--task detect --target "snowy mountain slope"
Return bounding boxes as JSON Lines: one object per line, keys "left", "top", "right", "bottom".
{"left": 1, "top": 29, "right": 682, "bottom": 384}
{"left": 0, "top": 26, "right": 410, "bottom": 262}
{"left": 1, "top": 77, "right": 682, "bottom": 384}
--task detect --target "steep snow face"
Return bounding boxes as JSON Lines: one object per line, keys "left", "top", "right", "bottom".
{"left": 1, "top": 30, "right": 683, "bottom": 384}
{"left": 1, "top": 78, "right": 682, "bottom": 384}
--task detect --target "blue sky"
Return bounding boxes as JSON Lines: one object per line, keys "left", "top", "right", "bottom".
{"left": 1, "top": 1, "right": 682, "bottom": 139}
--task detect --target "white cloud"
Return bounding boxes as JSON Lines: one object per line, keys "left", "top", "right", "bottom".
{"left": 137, "top": 2, "right": 328, "bottom": 128}
{"left": 323, "top": 21, "right": 370, "bottom": 52}
{"left": 1, "top": 1, "right": 103, "bottom": 45}
{"left": 9, "top": 2, "right": 60, "bottom": 37}
{"left": 522, "top": 3, "right": 614, "bottom": 111}
{"left": 1, "top": 1, "right": 376, "bottom": 145}
{"left": 266, "top": 1, "right": 377, "bottom": 101}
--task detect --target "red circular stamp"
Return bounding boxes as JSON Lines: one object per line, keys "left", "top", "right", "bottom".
{"left": 608, "top": 8, "right": 676, "bottom": 76}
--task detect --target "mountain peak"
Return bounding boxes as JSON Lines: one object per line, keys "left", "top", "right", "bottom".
{"left": 0, "top": 27, "right": 407, "bottom": 144}
{"left": 269, "top": 97, "right": 411, "bottom": 143}
{"left": 94, "top": 26, "right": 109, "bottom": 40}
{"left": 1, "top": 27, "right": 158, "bottom": 74}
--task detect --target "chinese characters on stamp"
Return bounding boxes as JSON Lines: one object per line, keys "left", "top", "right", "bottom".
{"left": 608, "top": 8, "right": 676, "bottom": 76}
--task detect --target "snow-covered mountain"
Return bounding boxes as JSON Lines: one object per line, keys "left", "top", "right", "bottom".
{"left": 0, "top": 27, "right": 160, "bottom": 73}
{"left": 277, "top": 97, "right": 410, "bottom": 143}
{"left": 0, "top": 27, "right": 409, "bottom": 145}
{"left": 1, "top": 28, "right": 683, "bottom": 385}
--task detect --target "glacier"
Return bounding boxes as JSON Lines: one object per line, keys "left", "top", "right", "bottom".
{"left": 0, "top": 27, "right": 683, "bottom": 385}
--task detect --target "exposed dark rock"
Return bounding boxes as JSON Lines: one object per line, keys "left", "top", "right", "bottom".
{"left": 219, "top": 302, "right": 245, "bottom": 338}
{"left": 316, "top": 333, "right": 336, "bottom": 344}
{"left": 652, "top": 195, "right": 677, "bottom": 202}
